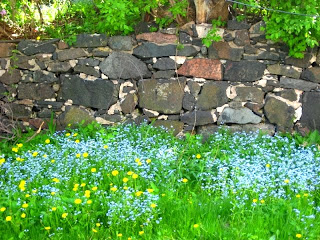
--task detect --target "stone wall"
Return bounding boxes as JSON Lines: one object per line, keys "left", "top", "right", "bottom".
{"left": 1, "top": 20, "right": 320, "bottom": 137}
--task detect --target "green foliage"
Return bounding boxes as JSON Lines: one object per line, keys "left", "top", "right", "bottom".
{"left": 234, "top": 0, "right": 320, "bottom": 58}
{"left": 202, "top": 17, "right": 226, "bottom": 48}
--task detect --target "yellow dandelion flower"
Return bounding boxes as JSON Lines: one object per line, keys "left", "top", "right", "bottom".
{"left": 83, "top": 152, "right": 88, "bottom": 158}
{"left": 17, "top": 143, "right": 23, "bottom": 148}
{"left": 44, "top": 226, "right": 51, "bottom": 230}
{"left": 51, "top": 192, "right": 56, "bottom": 196}
{"left": 91, "top": 168, "right": 97, "bottom": 173}
{"left": 51, "top": 207, "right": 57, "bottom": 211}
{"left": 61, "top": 213, "right": 68, "bottom": 218}
{"left": 284, "top": 179, "right": 290, "bottom": 184}
{"left": 135, "top": 191, "right": 143, "bottom": 197}
{"left": 84, "top": 190, "right": 91, "bottom": 198}
{"left": 182, "top": 178, "right": 188, "bottom": 183}
{"left": 21, "top": 213, "right": 26, "bottom": 218}
{"left": 81, "top": 183, "right": 86, "bottom": 187}
{"left": 74, "top": 183, "right": 79, "bottom": 188}
{"left": 296, "top": 194, "right": 301, "bottom": 198}
{"left": 32, "top": 189, "right": 37, "bottom": 193}
{"left": 104, "top": 145, "right": 108, "bottom": 149}
{"left": 22, "top": 203, "right": 29, "bottom": 208}
{"left": 304, "top": 193, "right": 309, "bottom": 197}
{"left": 76, "top": 153, "right": 81, "bottom": 158}
{"left": 139, "top": 231, "right": 144, "bottom": 235}
{"left": 150, "top": 203, "right": 157, "bottom": 208}
{"left": 137, "top": 161, "right": 142, "bottom": 166}
{"left": 12, "top": 147, "right": 18, "bottom": 152}
{"left": 92, "top": 186, "right": 98, "bottom": 191}
{"left": 92, "top": 228, "right": 98, "bottom": 233}
{"left": 19, "top": 180, "right": 26, "bottom": 191}
{"left": 66, "top": 133, "right": 71, "bottom": 137}
{"left": 87, "top": 200, "right": 92, "bottom": 204}
{"left": 32, "top": 152, "right": 38, "bottom": 157}
{"left": 111, "top": 187, "right": 118, "bottom": 192}
{"left": 161, "top": 193, "right": 166, "bottom": 197}
{"left": 193, "top": 223, "right": 199, "bottom": 228}
{"left": 146, "top": 159, "right": 151, "bottom": 164}
{"left": 260, "top": 199, "right": 265, "bottom": 204}
{"left": 6, "top": 216, "right": 12, "bottom": 222}
{"left": 73, "top": 187, "right": 78, "bottom": 191}
{"left": 0, "top": 207, "right": 6, "bottom": 212}
{"left": 128, "top": 238, "right": 132, "bottom": 240}
{"left": 147, "top": 188, "right": 154, "bottom": 193}
{"left": 135, "top": 158, "right": 140, "bottom": 163}
{"left": 25, "top": 194, "right": 30, "bottom": 198}
{"left": 123, "top": 186, "right": 128, "bottom": 190}
{"left": 51, "top": 159, "right": 55, "bottom": 163}
{"left": 73, "top": 133, "right": 78, "bottom": 137}
{"left": 252, "top": 199, "right": 258, "bottom": 203}
{"left": 96, "top": 223, "right": 101, "bottom": 227}
{"left": 74, "top": 199, "right": 82, "bottom": 204}
{"left": 75, "top": 139, "right": 80, "bottom": 143}
{"left": 52, "top": 178, "right": 60, "bottom": 183}
{"left": 123, "top": 177, "right": 129, "bottom": 183}
{"left": 196, "top": 154, "right": 201, "bottom": 159}
{"left": 127, "top": 171, "right": 133, "bottom": 176}
{"left": 112, "top": 170, "right": 119, "bottom": 176}
{"left": 132, "top": 173, "right": 138, "bottom": 179}
{"left": 0, "top": 158, "right": 6, "bottom": 165}
{"left": 117, "top": 233, "right": 123, "bottom": 237}
{"left": 296, "top": 233, "right": 302, "bottom": 238}
{"left": 45, "top": 139, "right": 50, "bottom": 144}
{"left": 266, "top": 163, "right": 271, "bottom": 168}
{"left": 43, "top": 154, "right": 47, "bottom": 158}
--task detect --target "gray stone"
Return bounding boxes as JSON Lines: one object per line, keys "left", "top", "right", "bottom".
{"left": 153, "top": 120, "right": 184, "bottom": 136}
{"left": 22, "top": 70, "right": 59, "bottom": 83}
{"left": 300, "top": 92, "right": 320, "bottom": 132}
{"left": 257, "top": 51, "right": 280, "bottom": 61}
{"left": 179, "top": 32, "right": 193, "bottom": 44}
{"left": 36, "top": 101, "right": 64, "bottom": 109}
{"left": 57, "top": 48, "right": 88, "bottom": 61}
{"left": 177, "top": 45, "right": 199, "bottom": 57}
{"left": 99, "top": 114, "right": 122, "bottom": 123}
{"left": 100, "top": 52, "right": 151, "bottom": 80}
{"left": 138, "top": 78, "right": 186, "bottom": 114}
{"left": 208, "top": 41, "right": 244, "bottom": 61}
{"left": 153, "top": 70, "right": 175, "bottom": 79}
{"left": 244, "top": 44, "right": 258, "bottom": 54}
{"left": 78, "top": 58, "right": 100, "bottom": 67}
{"left": 92, "top": 49, "right": 110, "bottom": 57}
{"left": 120, "top": 93, "right": 137, "bottom": 114}
{"left": 234, "top": 30, "right": 250, "bottom": 46}
{"left": 264, "top": 95, "right": 295, "bottom": 129}
{"left": 280, "top": 77, "right": 319, "bottom": 91}
{"left": 0, "top": 69, "right": 21, "bottom": 85}
{"left": 267, "top": 64, "right": 301, "bottom": 79}
{"left": 249, "top": 21, "right": 266, "bottom": 35}
{"left": 74, "top": 34, "right": 108, "bottom": 48}
{"left": 227, "top": 20, "right": 250, "bottom": 30}
{"left": 74, "top": 65, "right": 100, "bottom": 78}
{"left": 143, "top": 108, "right": 159, "bottom": 118}
{"left": 58, "top": 106, "right": 95, "bottom": 127}
{"left": 5, "top": 103, "right": 32, "bottom": 119}
{"left": 135, "top": 22, "right": 159, "bottom": 34}
{"left": 285, "top": 53, "right": 313, "bottom": 68}
{"left": 14, "top": 56, "right": 39, "bottom": 70}
{"left": 234, "top": 86, "right": 264, "bottom": 103}
{"left": 153, "top": 58, "right": 176, "bottom": 70}
{"left": 244, "top": 102, "right": 263, "bottom": 116}
{"left": 17, "top": 83, "right": 55, "bottom": 100}
{"left": 196, "top": 82, "right": 229, "bottom": 110}
{"left": 301, "top": 67, "right": 320, "bottom": 83}
{"left": 181, "top": 110, "right": 216, "bottom": 126}
{"left": 47, "top": 62, "right": 72, "bottom": 73}
{"left": 188, "top": 81, "right": 201, "bottom": 96}
{"left": 0, "top": 83, "right": 7, "bottom": 98}
{"left": 61, "top": 75, "right": 117, "bottom": 109}
{"left": 218, "top": 107, "right": 262, "bottom": 125}
{"left": 17, "top": 39, "right": 58, "bottom": 56}
{"left": 133, "top": 43, "right": 176, "bottom": 58}
{"left": 223, "top": 31, "right": 235, "bottom": 41}
{"left": 38, "top": 109, "right": 53, "bottom": 118}
{"left": 224, "top": 60, "right": 266, "bottom": 82}
{"left": 183, "top": 93, "right": 196, "bottom": 111}
{"left": 108, "top": 36, "right": 133, "bottom": 51}
{"left": 243, "top": 54, "right": 258, "bottom": 60}
{"left": 0, "top": 59, "right": 8, "bottom": 70}
{"left": 276, "top": 89, "right": 298, "bottom": 101}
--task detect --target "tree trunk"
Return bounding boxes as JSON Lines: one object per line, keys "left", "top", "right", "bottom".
{"left": 193, "top": 0, "right": 229, "bottom": 23}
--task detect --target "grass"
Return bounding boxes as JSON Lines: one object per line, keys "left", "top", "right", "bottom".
{"left": 0, "top": 122, "right": 320, "bottom": 240}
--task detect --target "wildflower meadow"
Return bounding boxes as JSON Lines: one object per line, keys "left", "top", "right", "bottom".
{"left": 0, "top": 123, "right": 320, "bottom": 239}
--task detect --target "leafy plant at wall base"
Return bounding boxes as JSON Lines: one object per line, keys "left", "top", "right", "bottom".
{"left": 202, "top": 17, "right": 226, "bottom": 48}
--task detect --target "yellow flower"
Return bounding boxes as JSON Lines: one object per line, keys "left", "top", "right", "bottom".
{"left": 111, "top": 187, "right": 118, "bottom": 192}
{"left": 0, "top": 158, "right": 5, "bottom": 165}
{"left": 161, "top": 193, "right": 166, "bottom": 197}
{"left": 17, "top": 143, "right": 23, "bottom": 148}
{"left": 85, "top": 190, "right": 91, "bottom": 198}
{"left": 43, "top": 154, "right": 47, "bottom": 158}
{"left": 51, "top": 159, "right": 55, "bottom": 163}
{"left": 252, "top": 199, "right": 258, "bottom": 203}
{"left": 73, "top": 133, "right": 78, "bottom": 137}
{"left": 123, "top": 177, "right": 129, "bottom": 183}
{"left": 91, "top": 168, "right": 97, "bottom": 173}
{"left": 123, "top": 186, "right": 128, "bottom": 190}
{"left": 196, "top": 154, "right": 201, "bottom": 159}
{"left": 304, "top": 193, "right": 309, "bottom": 197}
{"left": 96, "top": 223, "right": 101, "bottom": 227}
{"left": 81, "top": 183, "right": 86, "bottom": 187}
{"left": 22, "top": 203, "right": 29, "bottom": 208}
{"left": 284, "top": 179, "right": 290, "bottom": 184}
{"left": 146, "top": 159, "right": 151, "bottom": 164}
{"left": 193, "top": 223, "right": 199, "bottom": 228}
{"left": 87, "top": 200, "right": 92, "bottom": 204}
{"left": 51, "top": 207, "right": 57, "bottom": 211}
{"left": 12, "top": 147, "right": 18, "bottom": 152}
{"left": 6, "top": 216, "right": 12, "bottom": 222}
{"left": 44, "top": 226, "right": 51, "bottom": 230}
{"left": 127, "top": 171, "right": 133, "bottom": 176}
{"left": 92, "top": 186, "right": 98, "bottom": 191}
{"left": 83, "top": 152, "right": 88, "bottom": 158}
{"left": 36, "top": 36, "right": 41, "bottom": 40}
{"left": 32, "top": 189, "right": 37, "bottom": 193}
{"left": 139, "top": 231, "right": 144, "bottom": 235}
{"left": 104, "top": 145, "right": 108, "bottom": 149}
{"left": 296, "top": 233, "right": 302, "bottom": 238}
{"left": 61, "top": 213, "right": 68, "bottom": 218}
{"left": 182, "top": 178, "right": 188, "bottom": 183}
{"left": 21, "top": 213, "right": 26, "bottom": 218}
{"left": 260, "top": 199, "right": 265, "bottom": 204}
{"left": 150, "top": 203, "right": 157, "bottom": 208}
{"left": 135, "top": 158, "right": 140, "bottom": 163}
{"left": 52, "top": 178, "right": 60, "bottom": 183}
{"left": 296, "top": 194, "right": 301, "bottom": 198}
{"left": 135, "top": 191, "right": 143, "bottom": 197}
{"left": 45, "top": 139, "right": 50, "bottom": 144}
{"left": 117, "top": 233, "right": 123, "bottom": 237}
{"left": 76, "top": 153, "right": 81, "bottom": 158}
{"left": 0, "top": 207, "right": 6, "bottom": 212}
{"left": 19, "top": 180, "right": 26, "bottom": 191}
{"left": 25, "top": 194, "right": 30, "bottom": 198}
{"left": 66, "top": 133, "right": 71, "bottom": 137}
{"left": 92, "top": 228, "right": 98, "bottom": 233}
{"left": 147, "top": 188, "right": 154, "bottom": 193}
{"left": 128, "top": 238, "right": 132, "bottom": 240}
{"left": 75, "top": 139, "right": 80, "bottom": 143}
{"left": 112, "top": 170, "right": 119, "bottom": 176}
{"left": 51, "top": 192, "right": 56, "bottom": 196}
{"left": 74, "top": 199, "right": 82, "bottom": 204}
{"left": 137, "top": 161, "right": 142, "bottom": 166}
{"left": 132, "top": 173, "right": 138, "bottom": 179}
{"left": 266, "top": 163, "right": 271, "bottom": 168}
{"left": 32, "top": 152, "right": 38, "bottom": 157}
{"left": 73, "top": 187, "right": 78, "bottom": 191}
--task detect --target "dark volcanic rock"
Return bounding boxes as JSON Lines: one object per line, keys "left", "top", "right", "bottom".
{"left": 300, "top": 92, "right": 320, "bottom": 132}
{"left": 74, "top": 65, "right": 100, "bottom": 78}
{"left": 57, "top": 48, "right": 88, "bottom": 61}
{"left": 217, "top": 107, "right": 262, "bottom": 124}
{"left": 108, "top": 36, "right": 133, "bottom": 51}
{"left": 17, "top": 39, "right": 58, "bottom": 56}
{"left": 0, "top": 69, "right": 21, "bottom": 85}
{"left": 74, "top": 34, "right": 108, "bottom": 48}
{"left": 280, "top": 77, "right": 319, "bottom": 91}
{"left": 120, "top": 93, "right": 137, "bottom": 114}
{"left": 224, "top": 60, "right": 266, "bottom": 82}
{"left": 181, "top": 110, "right": 217, "bottom": 126}
{"left": 301, "top": 67, "right": 320, "bottom": 83}
{"left": 267, "top": 64, "right": 301, "bottom": 79}
{"left": 153, "top": 58, "right": 176, "bottom": 70}
{"left": 153, "top": 120, "right": 184, "bottom": 136}
{"left": 18, "top": 83, "right": 55, "bottom": 100}
{"left": 153, "top": 70, "right": 175, "bottom": 79}
{"left": 58, "top": 106, "right": 95, "bottom": 127}
{"left": 234, "top": 86, "right": 264, "bottom": 103}
{"left": 47, "top": 62, "right": 72, "bottom": 73}
{"left": 227, "top": 20, "right": 250, "bottom": 30}
{"left": 208, "top": 41, "right": 244, "bottom": 61}
{"left": 196, "top": 82, "right": 229, "bottom": 110}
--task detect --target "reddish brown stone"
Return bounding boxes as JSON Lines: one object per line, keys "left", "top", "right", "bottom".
{"left": 136, "top": 32, "right": 178, "bottom": 45}
{"left": 57, "top": 41, "right": 69, "bottom": 50}
{"left": 177, "top": 59, "right": 222, "bottom": 80}
{"left": 29, "top": 118, "right": 52, "bottom": 129}
{"left": 0, "top": 43, "right": 16, "bottom": 57}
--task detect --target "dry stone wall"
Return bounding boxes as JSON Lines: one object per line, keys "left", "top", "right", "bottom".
{"left": 1, "top": 20, "right": 320, "bottom": 137}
